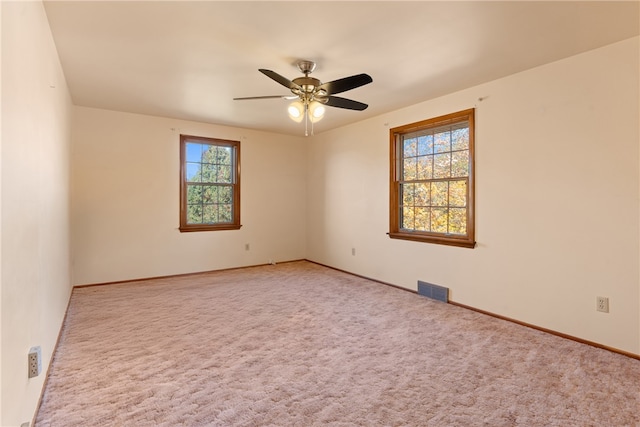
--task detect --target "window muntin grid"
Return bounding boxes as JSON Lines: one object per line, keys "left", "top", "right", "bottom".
{"left": 179, "top": 135, "right": 240, "bottom": 232}
{"left": 399, "top": 122, "right": 469, "bottom": 235}
{"left": 389, "top": 109, "right": 475, "bottom": 248}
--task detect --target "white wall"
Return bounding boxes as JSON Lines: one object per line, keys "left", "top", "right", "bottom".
{"left": 71, "top": 107, "right": 307, "bottom": 285}
{"left": 307, "top": 37, "right": 640, "bottom": 355}
{"left": 1, "top": 1, "right": 72, "bottom": 425}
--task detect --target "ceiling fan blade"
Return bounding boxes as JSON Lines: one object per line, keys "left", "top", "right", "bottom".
{"left": 259, "top": 69, "right": 300, "bottom": 91}
{"left": 323, "top": 96, "right": 368, "bottom": 111}
{"left": 318, "top": 73, "right": 372, "bottom": 95}
{"left": 233, "top": 95, "right": 297, "bottom": 100}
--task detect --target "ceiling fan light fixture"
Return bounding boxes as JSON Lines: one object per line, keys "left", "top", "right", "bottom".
{"left": 236, "top": 61, "right": 373, "bottom": 134}
{"left": 287, "top": 101, "right": 304, "bottom": 122}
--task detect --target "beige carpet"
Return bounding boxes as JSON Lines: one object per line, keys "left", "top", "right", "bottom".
{"left": 36, "top": 261, "right": 639, "bottom": 426}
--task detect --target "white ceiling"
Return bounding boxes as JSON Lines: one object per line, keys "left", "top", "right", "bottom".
{"left": 43, "top": 1, "right": 639, "bottom": 136}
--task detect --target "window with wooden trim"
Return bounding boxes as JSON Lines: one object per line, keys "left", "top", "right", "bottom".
{"left": 179, "top": 134, "right": 241, "bottom": 232}
{"left": 389, "top": 109, "right": 475, "bottom": 248}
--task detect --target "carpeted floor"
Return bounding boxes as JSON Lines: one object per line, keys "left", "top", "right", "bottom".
{"left": 35, "top": 261, "right": 639, "bottom": 426}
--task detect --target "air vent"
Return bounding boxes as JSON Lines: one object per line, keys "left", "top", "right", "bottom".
{"left": 417, "top": 281, "right": 449, "bottom": 303}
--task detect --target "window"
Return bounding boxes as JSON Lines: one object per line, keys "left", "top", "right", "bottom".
{"left": 179, "top": 134, "right": 240, "bottom": 232}
{"left": 389, "top": 109, "right": 475, "bottom": 248}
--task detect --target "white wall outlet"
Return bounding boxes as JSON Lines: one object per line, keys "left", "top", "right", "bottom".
{"left": 351, "top": 247, "right": 356, "bottom": 256}
{"left": 245, "top": 243, "right": 250, "bottom": 251}
{"left": 596, "top": 296, "right": 609, "bottom": 313}
{"left": 28, "top": 346, "right": 42, "bottom": 378}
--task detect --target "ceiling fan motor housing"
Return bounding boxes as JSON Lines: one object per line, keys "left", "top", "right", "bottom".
{"left": 297, "top": 60, "right": 316, "bottom": 75}
{"left": 292, "top": 76, "right": 321, "bottom": 94}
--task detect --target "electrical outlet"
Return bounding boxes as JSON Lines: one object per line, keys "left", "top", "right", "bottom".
{"left": 596, "top": 296, "right": 609, "bottom": 313}
{"left": 245, "top": 243, "right": 250, "bottom": 251}
{"left": 351, "top": 248, "right": 356, "bottom": 256}
{"left": 28, "top": 346, "right": 42, "bottom": 378}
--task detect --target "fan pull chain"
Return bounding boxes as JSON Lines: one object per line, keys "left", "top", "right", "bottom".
{"left": 303, "top": 102, "right": 315, "bottom": 136}
{"left": 304, "top": 103, "right": 309, "bottom": 136}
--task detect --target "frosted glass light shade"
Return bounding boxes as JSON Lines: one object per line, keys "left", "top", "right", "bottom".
{"left": 309, "top": 102, "right": 325, "bottom": 123}
{"left": 288, "top": 101, "right": 304, "bottom": 123}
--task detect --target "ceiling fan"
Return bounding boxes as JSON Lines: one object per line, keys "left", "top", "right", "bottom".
{"left": 234, "top": 60, "right": 373, "bottom": 135}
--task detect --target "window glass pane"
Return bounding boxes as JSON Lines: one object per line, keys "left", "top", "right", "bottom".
{"left": 433, "top": 153, "right": 451, "bottom": 178}
{"left": 414, "top": 183, "right": 430, "bottom": 206}
{"left": 202, "top": 145, "right": 217, "bottom": 164}
{"left": 217, "top": 165, "right": 232, "bottom": 183}
{"left": 186, "top": 143, "right": 203, "bottom": 163}
{"left": 219, "top": 204, "right": 233, "bottom": 222}
{"left": 187, "top": 185, "right": 203, "bottom": 205}
{"left": 201, "top": 164, "right": 217, "bottom": 183}
{"left": 416, "top": 155, "right": 433, "bottom": 180}
{"left": 186, "top": 163, "right": 201, "bottom": 182}
{"left": 449, "top": 208, "right": 467, "bottom": 234}
{"left": 187, "top": 204, "right": 203, "bottom": 224}
{"left": 402, "top": 183, "right": 415, "bottom": 206}
{"left": 403, "top": 136, "right": 417, "bottom": 157}
{"left": 452, "top": 125, "right": 469, "bottom": 151}
{"left": 401, "top": 207, "right": 415, "bottom": 230}
{"left": 203, "top": 204, "right": 218, "bottom": 223}
{"left": 431, "top": 181, "right": 448, "bottom": 206}
{"left": 417, "top": 133, "right": 433, "bottom": 155}
{"left": 451, "top": 150, "right": 469, "bottom": 178}
{"left": 403, "top": 158, "right": 417, "bottom": 181}
{"left": 414, "top": 207, "right": 430, "bottom": 231}
{"left": 433, "top": 130, "right": 451, "bottom": 153}
{"left": 449, "top": 180, "right": 467, "bottom": 207}
{"left": 203, "top": 186, "right": 218, "bottom": 203}
{"left": 219, "top": 186, "right": 232, "bottom": 204}
{"left": 431, "top": 208, "right": 448, "bottom": 233}
{"left": 217, "top": 147, "right": 232, "bottom": 165}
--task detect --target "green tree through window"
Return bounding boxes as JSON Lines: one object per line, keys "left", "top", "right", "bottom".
{"left": 180, "top": 135, "right": 240, "bottom": 232}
